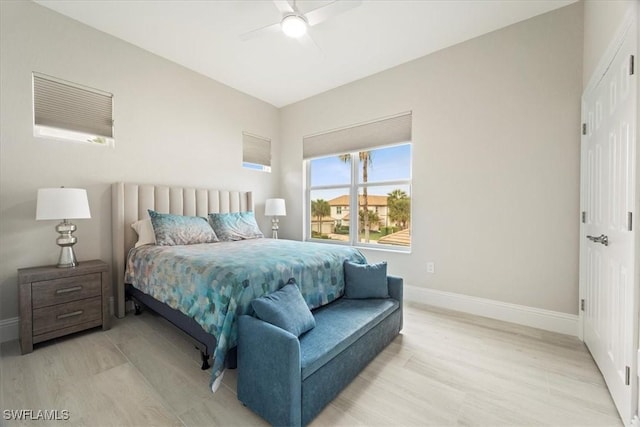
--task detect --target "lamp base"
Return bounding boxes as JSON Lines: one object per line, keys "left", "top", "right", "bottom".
{"left": 271, "top": 217, "right": 280, "bottom": 239}
{"left": 56, "top": 220, "right": 79, "bottom": 268}
{"left": 57, "top": 246, "right": 78, "bottom": 268}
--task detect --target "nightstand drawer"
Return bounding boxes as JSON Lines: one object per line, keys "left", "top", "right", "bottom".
{"left": 19, "top": 260, "right": 110, "bottom": 354}
{"left": 31, "top": 273, "right": 101, "bottom": 309}
{"left": 32, "top": 296, "right": 102, "bottom": 336}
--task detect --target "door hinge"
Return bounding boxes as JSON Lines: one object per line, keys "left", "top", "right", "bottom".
{"left": 626, "top": 366, "right": 631, "bottom": 385}
{"left": 582, "top": 123, "right": 587, "bottom": 135}
{"left": 582, "top": 211, "right": 586, "bottom": 223}
{"left": 630, "top": 55, "right": 635, "bottom": 76}
{"left": 628, "top": 212, "right": 633, "bottom": 231}
{"left": 580, "top": 299, "right": 585, "bottom": 311}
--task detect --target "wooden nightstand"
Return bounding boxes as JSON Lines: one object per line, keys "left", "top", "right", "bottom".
{"left": 18, "top": 259, "right": 111, "bottom": 354}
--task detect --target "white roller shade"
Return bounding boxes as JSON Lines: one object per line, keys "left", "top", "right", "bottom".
{"left": 303, "top": 112, "right": 412, "bottom": 159}
{"left": 33, "top": 73, "right": 113, "bottom": 138}
{"left": 243, "top": 132, "right": 271, "bottom": 166}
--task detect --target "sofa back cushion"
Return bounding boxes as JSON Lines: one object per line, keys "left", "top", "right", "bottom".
{"left": 251, "top": 281, "right": 316, "bottom": 337}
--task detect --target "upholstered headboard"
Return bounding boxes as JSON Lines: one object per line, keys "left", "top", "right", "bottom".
{"left": 111, "top": 182, "right": 254, "bottom": 318}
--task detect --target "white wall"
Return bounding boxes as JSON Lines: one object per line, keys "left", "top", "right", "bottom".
{"left": 279, "top": 3, "right": 584, "bottom": 315}
{"left": 0, "top": 0, "right": 593, "bottom": 325}
{"left": 583, "top": 0, "right": 637, "bottom": 88}
{"left": 0, "top": 1, "right": 280, "bottom": 321}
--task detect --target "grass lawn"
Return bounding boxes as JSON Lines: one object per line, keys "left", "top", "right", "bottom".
{"left": 359, "top": 231, "right": 382, "bottom": 241}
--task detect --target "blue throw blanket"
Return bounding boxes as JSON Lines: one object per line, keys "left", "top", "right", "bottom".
{"left": 124, "top": 239, "right": 366, "bottom": 390}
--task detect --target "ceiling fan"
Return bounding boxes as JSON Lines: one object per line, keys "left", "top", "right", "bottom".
{"left": 240, "top": 0, "right": 362, "bottom": 46}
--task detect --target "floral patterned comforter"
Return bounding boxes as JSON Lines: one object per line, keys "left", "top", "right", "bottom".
{"left": 124, "top": 238, "right": 366, "bottom": 390}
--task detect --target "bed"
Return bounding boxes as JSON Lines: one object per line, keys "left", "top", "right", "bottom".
{"left": 111, "top": 182, "right": 366, "bottom": 391}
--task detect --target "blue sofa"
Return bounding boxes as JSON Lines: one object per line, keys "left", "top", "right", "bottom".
{"left": 237, "top": 276, "right": 403, "bottom": 426}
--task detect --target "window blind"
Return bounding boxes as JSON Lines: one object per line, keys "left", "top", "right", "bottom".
{"left": 242, "top": 132, "right": 271, "bottom": 166}
{"left": 33, "top": 73, "right": 113, "bottom": 138}
{"left": 303, "top": 112, "right": 412, "bottom": 159}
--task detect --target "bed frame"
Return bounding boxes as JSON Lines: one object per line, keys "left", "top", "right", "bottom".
{"left": 111, "top": 182, "right": 254, "bottom": 367}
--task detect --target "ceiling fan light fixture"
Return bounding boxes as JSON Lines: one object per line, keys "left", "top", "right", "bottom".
{"left": 281, "top": 14, "right": 307, "bottom": 38}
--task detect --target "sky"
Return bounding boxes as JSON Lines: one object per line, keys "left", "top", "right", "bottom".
{"left": 310, "top": 143, "right": 411, "bottom": 201}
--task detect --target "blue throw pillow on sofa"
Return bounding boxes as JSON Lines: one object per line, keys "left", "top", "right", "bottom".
{"left": 251, "top": 280, "right": 316, "bottom": 337}
{"left": 344, "top": 260, "right": 389, "bottom": 299}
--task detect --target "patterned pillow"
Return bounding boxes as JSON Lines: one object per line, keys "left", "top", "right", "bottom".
{"left": 148, "top": 210, "right": 219, "bottom": 246}
{"left": 208, "top": 211, "right": 264, "bottom": 241}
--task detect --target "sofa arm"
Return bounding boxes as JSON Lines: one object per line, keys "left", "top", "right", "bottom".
{"left": 387, "top": 275, "right": 403, "bottom": 331}
{"left": 237, "top": 315, "right": 302, "bottom": 426}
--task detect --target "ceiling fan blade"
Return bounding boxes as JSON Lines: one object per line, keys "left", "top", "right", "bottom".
{"left": 273, "top": 0, "right": 294, "bottom": 15}
{"left": 298, "top": 33, "right": 324, "bottom": 56}
{"left": 305, "top": 0, "right": 362, "bottom": 27}
{"left": 239, "top": 22, "right": 282, "bottom": 41}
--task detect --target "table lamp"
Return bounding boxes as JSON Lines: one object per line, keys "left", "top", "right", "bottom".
{"left": 264, "top": 198, "right": 286, "bottom": 239}
{"left": 36, "top": 187, "right": 91, "bottom": 268}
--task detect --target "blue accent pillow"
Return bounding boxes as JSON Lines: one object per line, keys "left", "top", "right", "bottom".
{"left": 343, "top": 260, "right": 389, "bottom": 299}
{"left": 148, "top": 210, "right": 219, "bottom": 246}
{"left": 208, "top": 211, "right": 264, "bottom": 241}
{"left": 251, "top": 280, "right": 316, "bottom": 337}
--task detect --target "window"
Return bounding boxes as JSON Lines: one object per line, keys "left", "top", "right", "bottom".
{"left": 304, "top": 112, "right": 412, "bottom": 250}
{"left": 33, "top": 73, "right": 114, "bottom": 146}
{"left": 242, "top": 132, "right": 271, "bottom": 172}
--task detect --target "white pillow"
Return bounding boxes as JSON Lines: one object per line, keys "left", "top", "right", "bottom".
{"left": 131, "top": 218, "right": 156, "bottom": 247}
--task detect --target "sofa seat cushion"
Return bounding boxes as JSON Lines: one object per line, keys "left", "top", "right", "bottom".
{"left": 300, "top": 298, "right": 399, "bottom": 380}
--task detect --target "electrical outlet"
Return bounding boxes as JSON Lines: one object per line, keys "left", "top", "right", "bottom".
{"left": 427, "top": 262, "right": 435, "bottom": 274}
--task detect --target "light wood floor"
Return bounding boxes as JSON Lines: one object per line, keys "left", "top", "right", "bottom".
{"left": 1, "top": 302, "right": 622, "bottom": 426}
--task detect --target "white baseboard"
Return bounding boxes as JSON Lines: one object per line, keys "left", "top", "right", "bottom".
{"left": 0, "top": 288, "right": 578, "bottom": 341}
{"left": 0, "top": 317, "right": 19, "bottom": 343}
{"left": 632, "top": 415, "right": 639, "bottom": 427}
{"left": 405, "top": 285, "right": 579, "bottom": 337}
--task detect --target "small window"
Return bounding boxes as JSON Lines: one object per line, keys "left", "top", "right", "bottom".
{"left": 33, "top": 73, "right": 113, "bottom": 146}
{"left": 242, "top": 132, "right": 271, "bottom": 172}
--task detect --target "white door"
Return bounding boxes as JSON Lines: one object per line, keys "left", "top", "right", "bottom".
{"left": 580, "top": 21, "right": 638, "bottom": 426}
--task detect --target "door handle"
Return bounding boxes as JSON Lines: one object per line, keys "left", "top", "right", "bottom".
{"left": 586, "top": 234, "right": 609, "bottom": 246}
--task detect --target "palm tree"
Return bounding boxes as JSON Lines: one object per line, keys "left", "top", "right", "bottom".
{"left": 388, "top": 189, "right": 408, "bottom": 201}
{"left": 311, "top": 199, "right": 330, "bottom": 234}
{"left": 340, "top": 152, "right": 374, "bottom": 242}
{"left": 359, "top": 209, "right": 380, "bottom": 233}
{"left": 388, "top": 189, "right": 410, "bottom": 230}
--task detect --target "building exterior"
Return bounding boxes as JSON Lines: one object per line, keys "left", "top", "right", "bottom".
{"left": 328, "top": 194, "right": 389, "bottom": 231}
{"left": 310, "top": 194, "right": 393, "bottom": 234}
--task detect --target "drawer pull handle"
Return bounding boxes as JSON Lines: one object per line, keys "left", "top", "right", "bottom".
{"left": 57, "top": 310, "right": 83, "bottom": 320}
{"left": 56, "top": 286, "right": 82, "bottom": 294}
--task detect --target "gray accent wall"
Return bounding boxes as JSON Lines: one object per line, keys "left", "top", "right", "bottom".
{"left": 279, "top": 3, "right": 584, "bottom": 315}
{"left": 0, "top": 1, "right": 280, "bottom": 321}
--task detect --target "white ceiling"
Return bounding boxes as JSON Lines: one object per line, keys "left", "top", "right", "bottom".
{"left": 35, "top": 0, "right": 577, "bottom": 108}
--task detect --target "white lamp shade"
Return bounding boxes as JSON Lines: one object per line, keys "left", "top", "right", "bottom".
{"left": 264, "top": 198, "right": 286, "bottom": 217}
{"left": 36, "top": 188, "right": 91, "bottom": 220}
